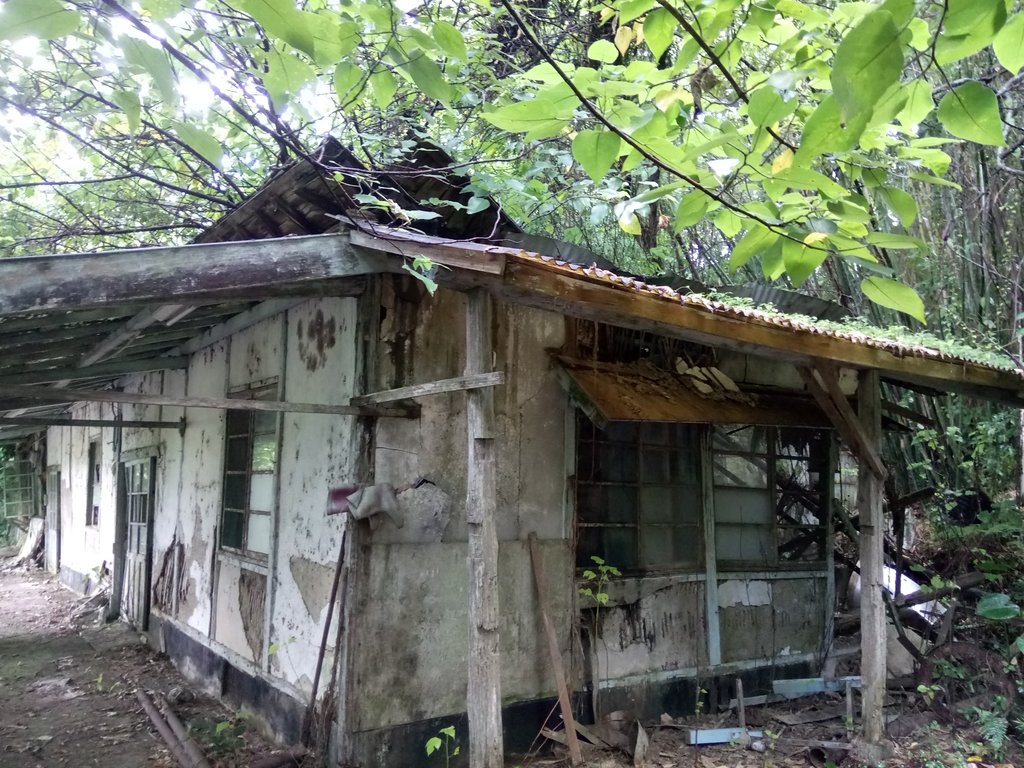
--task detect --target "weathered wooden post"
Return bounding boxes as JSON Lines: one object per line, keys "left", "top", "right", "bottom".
{"left": 857, "top": 369, "right": 887, "bottom": 754}
{"left": 465, "top": 288, "right": 503, "bottom": 767}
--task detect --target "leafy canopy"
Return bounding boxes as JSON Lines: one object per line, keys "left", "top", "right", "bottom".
{"left": 0, "top": 0, "right": 1022, "bottom": 323}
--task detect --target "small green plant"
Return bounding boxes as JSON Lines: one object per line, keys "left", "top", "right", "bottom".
{"left": 425, "top": 725, "right": 460, "bottom": 767}
{"left": 695, "top": 685, "right": 708, "bottom": 716}
{"left": 189, "top": 717, "right": 247, "bottom": 757}
{"left": 578, "top": 556, "right": 620, "bottom": 606}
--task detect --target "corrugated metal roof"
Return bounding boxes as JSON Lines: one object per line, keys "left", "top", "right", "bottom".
{"left": 511, "top": 251, "right": 1023, "bottom": 379}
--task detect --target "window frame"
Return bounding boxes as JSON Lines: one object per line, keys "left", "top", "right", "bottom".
{"left": 711, "top": 424, "right": 830, "bottom": 571}
{"left": 573, "top": 415, "right": 832, "bottom": 576}
{"left": 85, "top": 439, "right": 100, "bottom": 528}
{"left": 219, "top": 383, "right": 280, "bottom": 561}
{"left": 574, "top": 416, "right": 704, "bottom": 573}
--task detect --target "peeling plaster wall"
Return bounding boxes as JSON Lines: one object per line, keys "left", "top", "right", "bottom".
{"left": 51, "top": 401, "right": 119, "bottom": 587}
{"left": 349, "top": 278, "right": 574, "bottom": 737}
{"left": 718, "top": 576, "right": 828, "bottom": 663}
{"left": 592, "top": 576, "right": 708, "bottom": 683}
{"left": 269, "top": 298, "right": 356, "bottom": 693}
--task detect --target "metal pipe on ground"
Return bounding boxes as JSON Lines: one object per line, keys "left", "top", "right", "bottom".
{"left": 156, "top": 693, "right": 212, "bottom": 768}
{"left": 136, "top": 689, "right": 193, "bottom": 768}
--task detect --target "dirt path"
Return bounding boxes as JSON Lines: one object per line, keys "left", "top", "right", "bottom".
{"left": 0, "top": 569, "right": 278, "bottom": 768}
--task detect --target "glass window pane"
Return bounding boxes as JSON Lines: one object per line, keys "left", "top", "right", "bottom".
{"left": 226, "top": 409, "right": 249, "bottom": 436}
{"left": 254, "top": 411, "right": 277, "bottom": 434}
{"left": 224, "top": 474, "right": 246, "bottom": 510}
{"left": 251, "top": 433, "right": 278, "bottom": 472}
{"left": 577, "top": 526, "right": 637, "bottom": 569}
{"left": 249, "top": 474, "right": 275, "bottom": 512}
{"left": 716, "top": 523, "right": 772, "bottom": 564}
{"left": 714, "top": 454, "right": 767, "bottom": 488}
{"left": 714, "top": 426, "right": 766, "bottom": 453}
{"left": 640, "top": 486, "right": 674, "bottom": 523}
{"left": 642, "top": 525, "right": 700, "bottom": 566}
{"left": 222, "top": 510, "right": 244, "bottom": 548}
{"left": 594, "top": 444, "right": 638, "bottom": 482}
{"left": 247, "top": 513, "right": 272, "bottom": 555}
{"left": 715, "top": 487, "right": 772, "bottom": 525}
{"left": 226, "top": 437, "right": 250, "bottom": 472}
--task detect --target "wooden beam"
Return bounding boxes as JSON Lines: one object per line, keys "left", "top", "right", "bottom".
{"left": 350, "top": 372, "right": 504, "bottom": 405}
{"left": 813, "top": 364, "right": 887, "bottom": 480}
{"left": 858, "top": 369, "right": 887, "bottom": 750}
{"left": 798, "top": 367, "right": 887, "bottom": 481}
{"left": 0, "top": 233, "right": 394, "bottom": 317}
{"left": 78, "top": 304, "right": 198, "bottom": 367}
{"left": 881, "top": 400, "right": 934, "bottom": 427}
{"left": 0, "top": 417, "right": 182, "bottom": 429}
{"left": 528, "top": 534, "right": 582, "bottom": 766}
{"left": 465, "top": 288, "right": 503, "bottom": 768}
{"left": 0, "top": 356, "right": 189, "bottom": 385}
{"left": 170, "top": 299, "right": 304, "bottom": 357}
{"left": 494, "top": 259, "right": 1024, "bottom": 405}
{"left": 0, "top": 383, "right": 416, "bottom": 419}
{"left": 350, "top": 227, "right": 507, "bottom": 275}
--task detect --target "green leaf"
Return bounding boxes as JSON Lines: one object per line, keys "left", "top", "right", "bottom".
{"left": 783, "top": 236, "right": 828, "bottom": 287}
{"left": 121, "top": 38, "right": 177, "bottom": 105}
{"left": 714, "top": 209, "right": 741, "bottom": 237}
{"left": 261, "top": 48, "right": 317, "bottom": 110}
{"left": 370, "top": 69, "right": 398, "bottom": 110}
{"left": 797, "top": 96, "right": 855, "bottom": 163}
{"left": 674, "top": 192, "right": 711, "bottom": 232}
{"left": 830, "top": 11, "right": 903, "bottom": 129}
{"left": 729, "top": 225, "right": 778, "bottom": 271}
{"left": 937, "top": 81, "right": 1005, "bottom": 146}
{"left": 440, "top": 725, "right": 456, "bottom": 739}
{"left": 334, "top": 62, "right": 364, "bottom": 104}
{"left": 467, "top": 197, "right": 490, "bottom": 214}
{"left": 861, "top": 277, "right": 926, "bottom": 322}
{"left": 587, "top": 39, "right": 620, "bottom": 63}
{"left": 0, "top": 0, "right": 80, "bottom": 42}
{"left": 879, "top": 186, "right": 917, "bottom": 228}
{"left": 760, "top": 238, "right": 785, "bottom": 280}
{"left": 572, "top": 129, "right": 621, "bottom": 182}
{"left": 896, "top": 80, "right": 934, "bottom": 128}
{"left": 618, "top": 0, "right": 656, "bottom": 23}
{"left": 943, "top": 0, "right": 1005, "bottom": 38}
{"left": 977, "top": 593, "right": 1022, "bottom": 621}
{"left": 426, "top": 737, "right": 442, "bottom": 756}
{"left": 236, "top": 0, "right": 316, "bottom": 60}
{"left": 433, "top": 21, "right": 467, "bottom": 60}
{"left": 748, "top": 86, "right": 797, "bottom": 128}
{"left": 865, "top": 232, "right": 925, "bottom": 250}
{"left": 484, "top": 100, "right": 570, "bottom": 137}
{"left": 643, "top": 9, "right": 676, "bottom": 60}
{"left": 402, "top": 53, "right": 454, "bottom": 106}
{"left": 172, "top": 122, "right": 222, "bottom": 168}
{"left": 112, "top": 90, "right": 141, "bottom": 135}
{"left": 994, "top": 14, "right": 1024, "bottom": 74}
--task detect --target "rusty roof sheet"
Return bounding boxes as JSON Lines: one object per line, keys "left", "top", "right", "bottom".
{"left": 510, "top": 251, "right": 1023, "bottom": 379}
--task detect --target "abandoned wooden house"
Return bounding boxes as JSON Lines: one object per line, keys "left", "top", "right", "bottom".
{"left": 1, "top": 140, "right": 1022, "bottom": 766}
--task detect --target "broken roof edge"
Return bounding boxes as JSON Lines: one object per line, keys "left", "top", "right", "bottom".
{"left": 494, "top": 251, "right": 1024, "bottom": 403}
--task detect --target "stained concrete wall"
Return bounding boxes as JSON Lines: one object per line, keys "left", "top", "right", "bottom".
{"left": 347, "top": 278, "right": 574, "bottom": 754}
{"left": 49, "top": 297, "right": 361, "bottom": 742}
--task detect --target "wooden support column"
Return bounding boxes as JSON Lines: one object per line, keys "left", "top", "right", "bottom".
{"left": 858, "top": 369, "right": 887, "bottom": 750}
{"left": 465, "top": 289, "right": 503, "bottom": 767}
